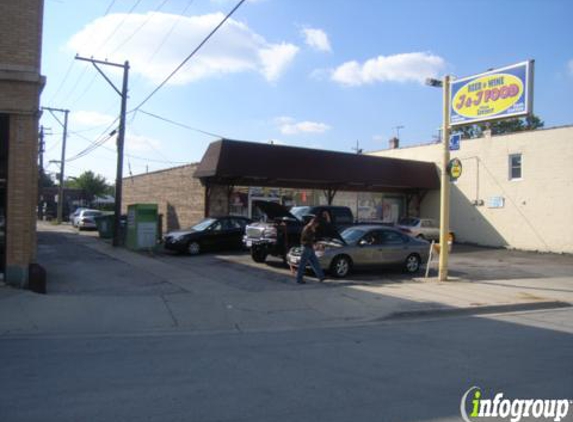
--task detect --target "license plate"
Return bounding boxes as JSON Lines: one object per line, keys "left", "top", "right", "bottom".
{"left": 246, "top": 240, "right": 252, "bottom": 247}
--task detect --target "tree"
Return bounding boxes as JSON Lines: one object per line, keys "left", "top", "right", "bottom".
{"left": 38, "top": 170, "right": 55, "bottom": 188}
{"left": 458, "top": 114, "right": 544, "bottom": 139}
{"left": 65, "top": 171, "right": 110, "bottom": 203}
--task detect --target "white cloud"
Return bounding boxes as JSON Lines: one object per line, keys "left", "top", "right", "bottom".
{"left": 70, "top": 110, "right": 115, "bottom": 127}
{"left": 67, "top": 12, "right": 298, "bottom": 84}
{"left": 331, "top": 52, "right": 445, "bottom": 86}
{"left": 275, "top": 116, "right": 330, "bottom": 135}
{"left": 301, "top": 28, "right": 331, "bottom": 52}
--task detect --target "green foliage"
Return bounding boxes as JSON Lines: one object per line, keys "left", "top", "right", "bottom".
{"left": 458, "top": 114, "right": 544, "bottom": 139}
{"left": 38, "top": 170, "right": 55, "bottom": 188}
{"left": 65, "top": 171, "right": 110, "bottom": 202}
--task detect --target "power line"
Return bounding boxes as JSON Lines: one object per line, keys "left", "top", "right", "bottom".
{"left": 136, "top": 109, "right": 224, "bottom": 138}
{"left": 48, "top": 0, "right": 119, "bottom": 106}
{"left": 110, "top": 0, "right": 170, "bottom": 55}
{"left": 131, "top": 0, "right": 247, "bottom": 112}
{"left": 145, "top": 0, "right": 196, "bottom": 64}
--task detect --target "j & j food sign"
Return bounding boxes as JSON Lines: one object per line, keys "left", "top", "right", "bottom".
{"left": 450, "top": 60, "right": 534, "bottom": 126}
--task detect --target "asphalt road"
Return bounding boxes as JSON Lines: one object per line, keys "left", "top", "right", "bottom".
{"left": 2, "top": 309, "right": 572, "bottom": 422}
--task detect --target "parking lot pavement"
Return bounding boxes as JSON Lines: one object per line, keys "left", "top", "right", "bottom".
{"left": 1, "top": 223, "right": 570, "bottom": 337}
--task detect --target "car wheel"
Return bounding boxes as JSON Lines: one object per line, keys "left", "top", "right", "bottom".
{"left": 404, "top": 254, "right": 421, "bottom": 273}
{"left": 187, "top": 241, "right": 201, "bottom": 255}
{"left": 330, "top": 255, "right": 351, "bottom": 278}
{"left": 251, "top": 247, "right": 267, "bottom": 263}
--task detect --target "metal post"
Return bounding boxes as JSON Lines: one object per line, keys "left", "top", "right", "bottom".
{"left": 57, "top": 110, "right": 69, "bottom": 224}
{"left": 438, "top": 75, "right": 451, "bottom": 281}
{"left": 113, "top": 61, "right": 129, "bottom": 247}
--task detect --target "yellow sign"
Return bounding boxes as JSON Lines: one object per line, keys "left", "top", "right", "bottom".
{"left": 448, "top": 158, "right": 463, "bottom": 180}
{"left": 452, "top": 74, "right": 523, "bottom": 119}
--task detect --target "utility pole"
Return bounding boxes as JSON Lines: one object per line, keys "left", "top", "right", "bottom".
{"left": 43, "top": 107, "right": 70, "bottom": 224}
{"left": 75, "top": 55, "right": 129, "bottom": 247}
{"left": 38, "top": 125, "right": 45, "bottom": 172}
{"left": 438, "top": 75, "right": 451, "bottom": 281}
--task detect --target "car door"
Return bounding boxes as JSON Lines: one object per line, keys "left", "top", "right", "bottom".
{"left": 353, "top": 230, "right": 383, "bottom": 267}
{"left": 202, "top": 220, "right": 226, "bottom": 251}
{"left": 227, "top": 218, "right": 246, "bottom": 249}
{"left": 373, "top": 229, "right": 409, "bottom": 265}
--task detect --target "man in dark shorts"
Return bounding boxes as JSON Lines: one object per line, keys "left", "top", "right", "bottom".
{"left": 296, "top": 217, "right": 326, "bottom": 284}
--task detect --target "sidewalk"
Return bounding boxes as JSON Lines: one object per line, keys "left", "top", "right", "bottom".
{"left": 1, "top": 222, "right": 572, "bottom": 337}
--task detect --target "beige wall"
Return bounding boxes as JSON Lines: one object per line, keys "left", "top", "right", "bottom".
{"left": 0, "top": 0, "right": 44, "bottom": 286}
{"left": 370, "top": 126, "right": 573, "bottom": 254}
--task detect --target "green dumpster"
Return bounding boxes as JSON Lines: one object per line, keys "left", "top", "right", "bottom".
{"left": 126, "top": 204, "right": 158, "bottom": 250}
{"left": 94, "top": 213, "right": 115, "bottom": 239}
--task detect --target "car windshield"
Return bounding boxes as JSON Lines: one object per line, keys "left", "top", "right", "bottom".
{"left": 341, "top": 227, "right": 367, "bottom": 245}
{"left": 290, "top": 206, "right": 312, "bottom": 221}
{"left": 399, "top": 217, "right": 419, "bottom": 226}
{"left": 190, "top": 218, "right": 216, "bottom": 231}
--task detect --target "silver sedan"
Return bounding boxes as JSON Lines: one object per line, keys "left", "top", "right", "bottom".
{"left": 287, "top": 225, "right": 430, "bottom": 278}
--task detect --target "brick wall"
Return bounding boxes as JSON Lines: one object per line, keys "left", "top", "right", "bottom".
{"left": 0, "top": 0, "right": 43, "bottom": 71}
{"left": 122, "top": 164, "right": 206, "bottom": 233}
{"left": 0, "top": 0, "right": 44, "bottom": 286}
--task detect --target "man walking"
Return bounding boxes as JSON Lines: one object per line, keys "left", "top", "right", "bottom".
{"left": 296, "top": 217, "right": 326, "bottom": 284}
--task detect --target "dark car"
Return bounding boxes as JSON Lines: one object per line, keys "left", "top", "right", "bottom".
{"left": 163, "top": 216, "right": 252, "bottom": 255}
{"left": 244, "top": 201, "right": 353, "bottom": 263}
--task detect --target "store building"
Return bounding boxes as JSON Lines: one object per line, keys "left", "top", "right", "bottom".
{"left": 122, "top": 139, "right": 440, "bottom": 233}
{"left": 0, "top": 0, "right": 45, "bottom": 285}
{"left": 370, "top": 125, "right": 573, "bottom": 254}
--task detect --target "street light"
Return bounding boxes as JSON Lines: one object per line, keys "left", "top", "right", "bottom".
{"left": 426, "top": 76, "right": 451, "bottom": 281}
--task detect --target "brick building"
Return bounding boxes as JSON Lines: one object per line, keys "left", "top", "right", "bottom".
{"left": 122, "top": 164, "right": 207, "bottom": 232}
{"left": 0, "top": 0, "right": 45, "bottom": 285}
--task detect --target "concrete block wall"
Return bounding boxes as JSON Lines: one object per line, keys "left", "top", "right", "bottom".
{"left": 370, "top": 126, "right": 573, "bottom": 254}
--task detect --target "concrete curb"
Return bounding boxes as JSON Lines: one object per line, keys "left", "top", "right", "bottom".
{"left": 379, "top": 300, "right": 572, "bottom": 321}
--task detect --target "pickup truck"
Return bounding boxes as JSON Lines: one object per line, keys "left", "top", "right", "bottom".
{"left": 244, "top": 201, "right": 354, "bottom": 263}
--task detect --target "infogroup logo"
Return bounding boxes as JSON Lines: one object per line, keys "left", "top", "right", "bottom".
{"left": 460, "top": 386, "right": 572, "bottom": 422}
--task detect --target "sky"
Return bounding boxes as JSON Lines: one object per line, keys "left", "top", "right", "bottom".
{"left": 40, "top": 0, "right": 573, "bottom": 182}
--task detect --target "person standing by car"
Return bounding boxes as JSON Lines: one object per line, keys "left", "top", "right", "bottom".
{"left": 296, "top": 217, "right": 325, "bottom": 284}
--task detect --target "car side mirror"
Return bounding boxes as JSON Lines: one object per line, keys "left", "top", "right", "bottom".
{"left": 358, "top": 239, "right": 367, "bottom": 247}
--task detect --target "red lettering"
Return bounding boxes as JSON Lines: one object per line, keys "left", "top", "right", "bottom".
{"left": 473, "top": 91, "right": 483, "bottom": 106}
{"left": 455, "top": 94, "right": 466, "bottom": 110}
{"left": 484, "top": 90, "right": 493, "bottom": 102}
{"left": 465, "top": 97, "right": 472, "bottom": 108}
{"left": 508, "top": 84, "right": 519, "bottom": 97}
{"left": 500, "top": 86, "right": 509, "bottom": 99}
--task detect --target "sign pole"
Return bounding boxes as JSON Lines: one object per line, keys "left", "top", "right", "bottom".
{"left": 438, "top": 75, "right": 451, "bottom": 281}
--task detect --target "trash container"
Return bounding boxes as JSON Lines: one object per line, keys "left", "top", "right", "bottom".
{"left": 94, "top": 213, "right": 115, "bottom": 239}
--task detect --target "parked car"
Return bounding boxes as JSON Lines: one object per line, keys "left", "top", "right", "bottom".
{"left": 70, "top": 207, "right": 87, "bottom": 227}
{"left": 397, "top": 217, "right": 456, "bottom": 243}
{"left": 287, "top": 225, "right": 430, "bottom": 278}
{"left": 244, "top": 201, "right": 353, "bottom": 263}
{"left": 163, "top": 216, "right": 252, "bottom": 255}
{"left": 76, "top": 209, "right": 103, "bottom": 230}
